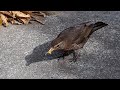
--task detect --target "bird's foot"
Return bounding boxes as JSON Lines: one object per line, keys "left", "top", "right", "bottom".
{"left": 69, "top": 51, "right": 78, "bottom": 62}
{"left": 69, "top": 57, "right": 77, "bottom": 62}
{"left": 57, "top": 56, "right": 65, "bottom": 61}
{"left": 73, "top": 56, "right": 77, "bottom": 62}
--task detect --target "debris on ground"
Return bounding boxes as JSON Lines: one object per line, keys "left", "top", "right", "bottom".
{"left": 0, "top": 11, "right": 50, "bottom": 27}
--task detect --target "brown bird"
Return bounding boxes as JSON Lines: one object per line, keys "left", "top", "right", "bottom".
{"left": 47, "top": 21, "right": 108, "bottom": 61}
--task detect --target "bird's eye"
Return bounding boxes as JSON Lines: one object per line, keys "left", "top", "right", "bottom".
{"left": 57, "top": 45, "right": 59, "bottom": 47}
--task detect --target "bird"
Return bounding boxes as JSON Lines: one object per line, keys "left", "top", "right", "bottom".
{"left": 46, "top": 21, "right": 108, "bottom": 62}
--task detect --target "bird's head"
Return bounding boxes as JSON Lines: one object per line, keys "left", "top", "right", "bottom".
{"left": 47, "top": 41, "right": 65, "bottom": 55}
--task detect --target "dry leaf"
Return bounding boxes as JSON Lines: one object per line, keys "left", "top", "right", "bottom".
{"left": 0, "top": 11, "right": 15, "bottom": 18}
{"left": 0, "top": 14, "right": 9, "bottom": 27}
{"left": 8, "top": 18, "right": 15, "bottom": 24}
{"left": 32, "top": 11, "right": 47, "bottom": 17}
{"left": 17, "top": 18, "right": 30, "bottom": 24}
{"left": 0, "top": 17, "right": 2, "bottom": 26}
{"left": 21, "top": 11, "right": 32, "bottom": 15}
{"left": 0, "top": 11, "right": 49, "bottom": 27}
{"left": 12, "top": 11, "right": 31, "bottom": 18}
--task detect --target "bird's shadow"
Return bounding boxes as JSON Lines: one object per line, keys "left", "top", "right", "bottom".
{"left": 25, "top": 41, "right": 74, "bottom": 66}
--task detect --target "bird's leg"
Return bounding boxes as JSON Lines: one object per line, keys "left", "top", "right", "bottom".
{"left": 72, "top": 51, "right": 77, "bottom": 62}
{"left": 57, "top": 56, "right": 65, "bottom": 61}
{"left": 57, "top": 58, "right": 61, "bottom": 61}
{"left": 57, "top": 51, "right": 65, "bottom": 61}
{"left": 69, "top": 50, "right": 78, "bottom": 62}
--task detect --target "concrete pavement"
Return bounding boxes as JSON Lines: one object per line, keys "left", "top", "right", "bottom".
{"left": 0, "top": 11, "right": 120, "bottom": 79}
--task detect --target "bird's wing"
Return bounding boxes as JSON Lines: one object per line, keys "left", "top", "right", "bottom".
{"left": 56, "top": 21, "right": 90, "bottom": 39}
{"left": 51, "top": 27, "right": 75, "bottom": 46}
{"left": 74, "top": 25, "right": 93, "bottom": 45}
{"left": 51, "top": 22, "right": 91, "bottom": 48}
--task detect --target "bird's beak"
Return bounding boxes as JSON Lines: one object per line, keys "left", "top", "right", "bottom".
{"left": 47, "top": 48, "right": 55, "bottom": 54}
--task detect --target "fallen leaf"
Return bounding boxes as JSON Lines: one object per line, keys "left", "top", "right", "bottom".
{"left": 12, "top": 11, "right": 31, "bottom": 18}
{"left": 0, "top": 11, "right": 49, "bottom": 27}
{"left": 0, "top": 14, "right": 8, "bottom": 27}
{"left": 17, "top": 18, "right": 30, "bottom": 24}
{"left": 21, "top": 11, "right": 32, "bottom": 15}
{"left": 0, "top": 17, "right": 2, "bottom": 26}
{"left": 0, "top": 11, "right": 15, "bottom": 18}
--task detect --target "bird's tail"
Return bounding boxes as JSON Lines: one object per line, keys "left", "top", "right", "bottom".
{"left": 91, "top": 22, "right": 108, "bottom": 32}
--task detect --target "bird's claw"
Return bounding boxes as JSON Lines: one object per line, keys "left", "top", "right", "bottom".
{"left": 57, "top": 56, "right": 65, "bottom": 61}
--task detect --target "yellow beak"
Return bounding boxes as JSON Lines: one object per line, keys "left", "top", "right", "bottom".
{"left": 47, "top": 48, "right": 55, "bottom": 54}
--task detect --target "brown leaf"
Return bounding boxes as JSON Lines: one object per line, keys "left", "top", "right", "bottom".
{"left": 0, "top": 11, "right": 49, "bottom": 26}
{"left": 0, "top": 11, "right": 15, "bottom": 18}
{"left": 11, "top": 11, "right": 31, "bottom": 18}
{"left": 21, "top": 11, "right": 32, "bottom": 15}
{"left": 0, "top": 17, "right": 2, "bottom": 26}
{"left": 17, "top": 18, "right": 30, "bottom": 24}
{"left": 32, "top": 11, "right": 47, "bottom": 17}
{"left": 0, "top": 14, "right": 9, "bottom": 27}
{"left": 8, "top": 18, "right": 15, "bottom": 24}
